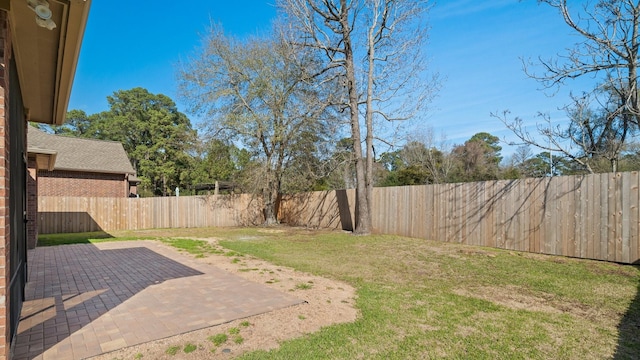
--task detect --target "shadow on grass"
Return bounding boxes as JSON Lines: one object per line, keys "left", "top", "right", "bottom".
{"left": 614, "top": 264, "right": 640, "bottom": 359}
{"left": 37, "top": 231, "right": 114, "bottom": 247}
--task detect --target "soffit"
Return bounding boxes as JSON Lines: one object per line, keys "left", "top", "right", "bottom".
{"left": 27, "top": 147, "right": 57, "bottom": 171}
{"left": 8, "top": 0, "right": 90, "bottom": 125}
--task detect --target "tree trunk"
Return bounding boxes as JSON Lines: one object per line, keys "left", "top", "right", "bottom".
{"left": 262, "top": 166, "right": 280, "bottom": 225}
{"left": 162, "top": 174, "right": 167, "bottom": 197}
{"left": 340, "top": 0, "right": 371, "bottom": 235}
{"left": 263, "top": 185, "right": 279, "bottom": 225}
{"left": 364, "top": 15, "right": 377, "bottom": 234}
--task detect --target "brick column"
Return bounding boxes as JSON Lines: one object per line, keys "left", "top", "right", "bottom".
{"left": 0, "top": 9, "right": 9, "bottom": 360}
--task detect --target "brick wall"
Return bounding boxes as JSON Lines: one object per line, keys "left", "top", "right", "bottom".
{"left": 0, "top": 10, "right": 9, "bottom": 360}
{"left": 26, "top": 158, "right": 37, "bottom": 249}
{"left": 38, "top": 170, "right": 128, "bottom": 198}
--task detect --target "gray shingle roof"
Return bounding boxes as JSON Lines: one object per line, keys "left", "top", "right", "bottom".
{"left": 28, "top": 126, "right": 135, "bottom": 175}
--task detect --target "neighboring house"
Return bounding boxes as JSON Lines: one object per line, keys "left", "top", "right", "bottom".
{"left": 0, "top": 1, "right": 91, "bottom": 358}
{"left": 27, "top": 126, "right": 139, "bottom": 198}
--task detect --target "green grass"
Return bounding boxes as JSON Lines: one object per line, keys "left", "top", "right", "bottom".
{"left": 208, "top": 333, "right": 228, "bottom": 347}
{"left": 164, "top": 345, "right": 180, "bottom": 356}
{"left": 294, "top": 282, "right": 313, "bottom": 290}
{"left": 212, "top": 228, "right": 640, "bottom": 360}
{"left": 37, "top": 231, "right": 160, "bottom": 246}
{"left": 39, "top": 227, "right": 640, "bottom": 359}
{"left": 183, "top": 343, "right": 197, "bottom": 353}
{"left": 159, "top": 238, "right": 223, "bottom": 257}
{"left": 37, "top": 231, "right": 114, "bottom": 246}
{"left": 37, "top": 231, "right": 224, "bottom": 258}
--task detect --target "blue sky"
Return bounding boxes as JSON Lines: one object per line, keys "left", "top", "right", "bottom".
{"left": 68, "top": 0, "right": 594, "bottom": 157}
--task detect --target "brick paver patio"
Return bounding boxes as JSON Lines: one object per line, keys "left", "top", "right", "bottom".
{"left": 13, "top": 240, "right": 305, "bottom": 360}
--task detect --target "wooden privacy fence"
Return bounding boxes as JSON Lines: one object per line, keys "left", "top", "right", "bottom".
{"left": 38, "top": 194, "right": 264, "bottom": 234}
{"left": 280, "top": 172, "right": 640, "bottom": 264}
{"left": 39, "top": 172, "right": 640, "bottom": 264}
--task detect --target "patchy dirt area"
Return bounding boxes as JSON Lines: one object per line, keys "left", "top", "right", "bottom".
{"left": 453, "top": 285, "right": 615, "bottom": 326}
{"left": 91, "top": 237, "right": 359, "bottom": 360}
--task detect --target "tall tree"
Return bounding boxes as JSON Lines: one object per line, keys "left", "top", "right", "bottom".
{"left": 50, "top": 109, "right": 93, "bottom": 136}
{"left": 190, "top": 138, "right": 238, "bottom": 185}
{"left": 180, "top": 138, "right": 251, "bottom": 194}
{"left": 526, "top": 0, "right": 640, "bottom": 123}
{"left": 498, "top": 88, "right": 635, "bottom": 173}
{"left": 520, "top": 151, "right": 576, "bottom": 177}
{"left": 321, "top": 138, "right": 357, "bottom": 190}
{"left": 500, "top": 1, "right": 640, "bottom": 173}
{"left": 402, "top": 128, "right": 455, "bottom": 184}
{"left": 504, "top": 145, "right": 575, "bottom": 177}
{"left": 75, "top": 87, "right": 196, "bottom": 196}
{"left": 177, "top": 25, "right": 337, "bottom": 225}
{"left": 36, "top": 109, "right": 97, "bottom": 136}
{"left": 280, "top": 0, "right": 437, "bottom": 234}
{"left": 377, "top": 137, "right": 453, "bottom": 187}
{"left": 450, "top": 132, "right": 503, "bottom": 182}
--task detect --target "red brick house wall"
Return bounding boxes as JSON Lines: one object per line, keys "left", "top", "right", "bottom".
{"left": 27, "top": 158, "right": 37, "bottom": 250}
{"left": 38, "top": 170, "right": 128, "bottom": 198}
{"left": 0, "top": 1, "right": 91, "bottom": 356}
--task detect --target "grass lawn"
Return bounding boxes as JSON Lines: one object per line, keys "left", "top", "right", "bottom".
{"left": 39, "top": 227, "right": 640, "bottom": 359}
{"left": 37, "top": 231, "right": 158, "bottom": 246}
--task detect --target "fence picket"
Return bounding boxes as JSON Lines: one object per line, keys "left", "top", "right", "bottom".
{"left": 38, "top": 172, "right": 640, "bottom": 263}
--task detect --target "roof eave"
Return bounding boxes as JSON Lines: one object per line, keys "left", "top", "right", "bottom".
{"left": 8, "top": 0, "right": 91, "bottom": 125}
{"left": 27, "top": 147, "right": 57, "bottom": 171}
{"left": 52, "top": 167, "right": 135, "bottom": 176}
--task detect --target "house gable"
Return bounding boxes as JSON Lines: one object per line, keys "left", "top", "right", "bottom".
{"left": 28, "top": 127, "right": 135, "bottom": 174}
{"left": 27, "top": 128, "right": 137, "bottom": 198}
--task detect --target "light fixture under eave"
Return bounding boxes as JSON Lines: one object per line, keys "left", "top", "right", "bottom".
{"left": 34, "top": 3, "right": 51, "bottom": 19}
{"left": 26, "top": 0, "right": 56, "bottom": 30}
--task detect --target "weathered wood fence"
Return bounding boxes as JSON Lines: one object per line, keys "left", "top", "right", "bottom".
{"left": 38, "top": 194, "right": 264, "bottom": 234}
{"left": 39, "top": 172, "right": 640, "bottom": 264}
{"left": 280, "top": 172, "right": 640, "bottom": 264}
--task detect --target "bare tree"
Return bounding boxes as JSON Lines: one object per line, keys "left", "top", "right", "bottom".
{"left": 510, "top": 145, "right": 534, "bottom": 169}
{"left": 526, "top": 1, "right": 640, "bottom": 121}
{"left": 279, "top": 0, "right": 437, "bottom": 234}
{"left": 177, "top": 24, "right": 338, "bottom": 224}
{"left": 401, "top": 128, "right": 454, "bottom": 184}
{"left": 500, "top": 1, "right": 640, "bottom": 173}
{"left": 496, "top": 88, "right": 634, "bottom": 173}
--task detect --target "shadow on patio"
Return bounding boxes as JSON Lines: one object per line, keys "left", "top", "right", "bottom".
{"left": 15, "top": 244, "right": 203, "bottom": 359}
{"left": 13, "top": 241, "right": 304, "bottom": 360}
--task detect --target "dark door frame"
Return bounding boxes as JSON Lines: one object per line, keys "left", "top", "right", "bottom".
{"left": 8, "top": 53, "right": 27, "bottom": 344}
